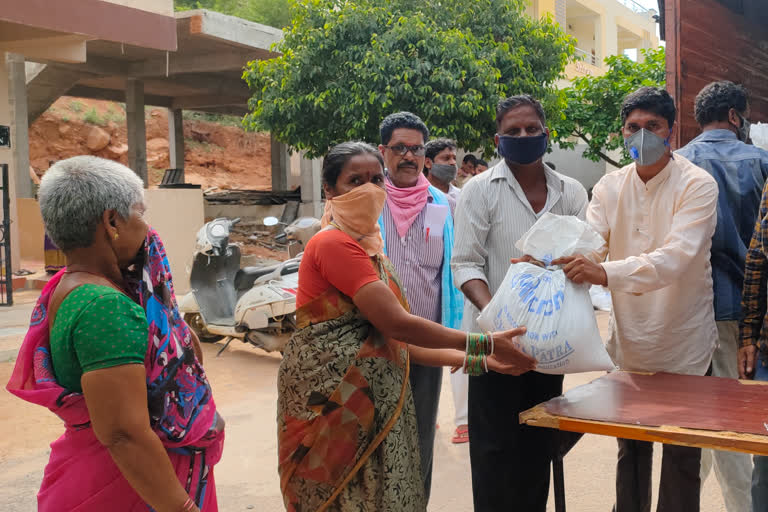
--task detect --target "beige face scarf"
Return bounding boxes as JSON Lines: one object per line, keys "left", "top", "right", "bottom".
{"left": 321, "top": 183, "right": 387, "bottom": 256}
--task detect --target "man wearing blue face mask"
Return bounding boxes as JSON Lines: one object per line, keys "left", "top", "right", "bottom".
{"left": 553, "top": 87, "right": 719, "bottom": 512}
{"left": 451, "top": 95, "right": 588, "bottom": 511}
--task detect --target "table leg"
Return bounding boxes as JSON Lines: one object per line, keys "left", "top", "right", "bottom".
{"left": 553, "top": 429, "right": 580, "bottom": 512}
{"left": 553, "top": 454, "right": 566, "bottom": 512}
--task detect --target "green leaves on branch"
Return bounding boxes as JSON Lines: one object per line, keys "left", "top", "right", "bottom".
{"left": 548, "top": 47, "right": 666, "bottom": 168}
{"left": 174, "top": 0, "right": 293, "bottom": 29}
{"left": 243, "top": 0, "right": 574, "bottom": 158}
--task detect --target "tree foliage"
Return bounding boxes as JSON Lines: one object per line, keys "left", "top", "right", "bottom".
{"left": 174, "top": 0, "right": 292, "bottom": 29}
{"left": 549, "top": 47, "right": 666, "bottom": 168}
{"left": 243, "top": 0, "right": 575, "bottom": 158}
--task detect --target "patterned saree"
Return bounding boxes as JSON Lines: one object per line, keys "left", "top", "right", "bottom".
{"left": 7, "top": 229, "right": 224, "bottom": 511}
{"left": 277, "top": 255, "right": 426, "bottom": 512}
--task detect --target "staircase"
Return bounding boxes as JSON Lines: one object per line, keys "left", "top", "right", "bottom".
{"left": 25, "top": 62, "right": 83, "bottom": 125}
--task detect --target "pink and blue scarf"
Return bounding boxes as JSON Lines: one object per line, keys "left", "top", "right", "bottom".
{"left": 6, "top": 228, "right": 224, "bottom": 511}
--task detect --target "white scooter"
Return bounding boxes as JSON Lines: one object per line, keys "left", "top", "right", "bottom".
{"left": 179, "top": 216, "right": 320, "bottom": 355}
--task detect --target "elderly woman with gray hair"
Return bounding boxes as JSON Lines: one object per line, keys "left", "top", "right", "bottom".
{"left": 6, "top": 156, "right": 224, "bottom": 512}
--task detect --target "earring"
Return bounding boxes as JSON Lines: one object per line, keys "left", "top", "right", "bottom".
{"left": 114, "top": 232, "right": 119, "bottom": 240}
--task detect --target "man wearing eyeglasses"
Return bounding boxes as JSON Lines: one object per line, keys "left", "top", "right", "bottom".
{"left": 377, "top": 111, "right": 464, "bottom": 503}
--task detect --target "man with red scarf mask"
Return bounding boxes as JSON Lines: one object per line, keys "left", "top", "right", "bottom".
{"left": 377, "top": 112, "right": 464, "bottom": 504}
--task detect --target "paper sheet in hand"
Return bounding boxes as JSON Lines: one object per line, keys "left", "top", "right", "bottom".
{"left": 424, "top": 203, "right": 448, "bottom": 238}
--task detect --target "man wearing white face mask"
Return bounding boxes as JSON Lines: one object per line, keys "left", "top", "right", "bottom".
{"left": 553, "top": 87, "right": 719, "bottom": 512}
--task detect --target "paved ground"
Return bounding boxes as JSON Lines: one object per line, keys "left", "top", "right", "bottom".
{"left": 0, "top": 293, "right": 730, "bottom": 511}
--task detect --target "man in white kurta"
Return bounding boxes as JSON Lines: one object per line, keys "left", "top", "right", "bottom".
{"left": 555, "top": 87, "right": 718, "bottom": 512}
{"left": 588, "top": 154, "right": 718, "bottom": 376}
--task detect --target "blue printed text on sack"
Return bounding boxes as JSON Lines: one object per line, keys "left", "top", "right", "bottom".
{"left": 507, "top": 270, "right": 565, "bottom": 317}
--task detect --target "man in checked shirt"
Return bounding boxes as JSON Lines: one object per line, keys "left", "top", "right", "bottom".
{"left": 740, "top": 180, "right": 768, "bottom": 511}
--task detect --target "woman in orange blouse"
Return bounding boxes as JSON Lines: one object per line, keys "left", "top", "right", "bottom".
{"left": 277, "top": 141, "right": 535, "bottom": 511}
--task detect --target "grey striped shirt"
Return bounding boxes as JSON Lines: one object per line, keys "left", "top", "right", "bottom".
{"left": 451, "top": 161, "right": 589, "bottom": 332}
{"left": 382, "top": 198, "right": 445, "bottom": 323}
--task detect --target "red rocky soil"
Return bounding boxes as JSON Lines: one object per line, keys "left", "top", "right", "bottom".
{"left": 29, "top": 97, "right": 272, "bottom": 190}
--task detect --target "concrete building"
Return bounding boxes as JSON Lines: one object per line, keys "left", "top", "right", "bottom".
{"left": 1, "top": 0, "right": 178, "bottom": 281}
{"left": 525, "top": 0, "right": 660, "bottom": 190}
{"left": 527, "top": 0, "right": 659, "bottom": 79}
{"left": 1, "top": 2, "right": 295, "bottom": 294}
{"left": 1, "top": 2, "right": 330, "bottom": 299}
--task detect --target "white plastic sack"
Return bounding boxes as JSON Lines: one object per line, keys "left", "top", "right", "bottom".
{"left": 477, "top": 213, "right": 615, "bottom": 374}
{"left": 589, "top": 285, "right": 612, "bottom": 312}
{"left": 751, "top": 122, "right": 768, "bottom": 151}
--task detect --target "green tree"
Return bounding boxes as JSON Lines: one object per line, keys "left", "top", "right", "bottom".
{"left": 243, "top": 0, "right": 575, "bottom": 158}
{"left": 549, "top": 47, "right": 666, "bottom": 168}
{"left": 174, "top": 0, "right": 293, "bottom": 29}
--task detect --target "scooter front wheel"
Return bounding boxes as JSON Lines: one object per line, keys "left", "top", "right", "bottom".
{"left": 184, "top": 313, "right": 225, "bottom": 343}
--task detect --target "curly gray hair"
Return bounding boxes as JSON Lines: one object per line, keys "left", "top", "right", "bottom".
{"left": 38, "top": 156, "right": 144, "bottom": 251}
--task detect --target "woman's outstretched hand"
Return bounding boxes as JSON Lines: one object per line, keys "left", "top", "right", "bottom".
{"left": 488, "top": 327, "right": 536, "bottom": 375}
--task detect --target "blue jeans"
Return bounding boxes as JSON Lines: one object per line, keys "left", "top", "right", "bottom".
{"left": 752, "top": 350, "right": 768, "bottom": 512}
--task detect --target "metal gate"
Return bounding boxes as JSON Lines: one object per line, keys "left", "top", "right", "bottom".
{"left": 0, "top": 164, "right": 12, "bottom": 306}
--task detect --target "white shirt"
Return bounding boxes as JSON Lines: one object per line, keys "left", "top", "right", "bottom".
{"left": 448, "top": 184, "right": 461, "bottom": 202}
{"left": 588, "top": 154, "right": 719, "bottom": 375}
{"left": 452, "top": 161, "right": 588, "bottom": 332}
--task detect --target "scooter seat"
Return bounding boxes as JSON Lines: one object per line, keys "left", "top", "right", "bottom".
{"left": 234, "top": 262, "right": 300, "bottom": 292}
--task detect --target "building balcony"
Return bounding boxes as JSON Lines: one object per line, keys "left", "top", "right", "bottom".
{"left": 575, "top": 47, "right": 598, "bottom": 66}
{"left": 616, "top": 0, "right": 649, "bottom": 15}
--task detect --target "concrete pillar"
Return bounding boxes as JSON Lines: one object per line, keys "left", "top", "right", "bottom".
{"left": 299, "top": 154, "right": 323, "bottom": 219}
{"left": 168, "top": 108, "right": 185, "bottom": 180}
{"left": 638, "top": 30, "right": 653, "bottom": 63}
{"left": 0, "top": 53, "right": 21, "bottom": 272}
{"left": 601, "top": 13, "right": 618, "bottom": 62}
{"left": 270, "top": 134, "right": 290, "bottom": 192}
{"left": 554, "top": 0, "right": 566, "bottom": 27}
{"left": 7, "top": 54, "right": 31, "bottom": 199}
{"left": 126, "top": 79, "right": 148, "bottom": 185}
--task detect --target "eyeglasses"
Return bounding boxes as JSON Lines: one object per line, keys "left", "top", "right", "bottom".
{"left": 384, "top": 144, "right": 426, "bottom": 156}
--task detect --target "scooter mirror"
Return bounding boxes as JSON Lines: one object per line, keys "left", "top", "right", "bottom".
{"left": 263, "top": 216, "right": 280, "bottom": 227}
{"left": 210, "top": 224, "right": 228, "bottom": 237}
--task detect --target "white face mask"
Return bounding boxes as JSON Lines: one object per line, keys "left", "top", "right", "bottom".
{"left": 624, "top": 128, "right": 670, "bottom": 166}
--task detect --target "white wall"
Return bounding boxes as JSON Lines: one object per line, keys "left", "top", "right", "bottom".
{"left": 569, "top": 17, "right": 599, "bottom": 60}
{"left": 145, "top": 188, "right": 205, "bottom": 295}
{"left": 545, "top": 144, "right": 614, "bottom": 192}
{"left": 103, "top": 0, "right": 174, "bottom": 16}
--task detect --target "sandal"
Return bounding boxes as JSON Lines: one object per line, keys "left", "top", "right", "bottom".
{"left": 452, "top": 424, "right": 469, "bottom": 444}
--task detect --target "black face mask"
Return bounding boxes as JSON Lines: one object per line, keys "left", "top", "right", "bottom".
{"left": 496, "top": 133, "right": 548, "bottom": 165}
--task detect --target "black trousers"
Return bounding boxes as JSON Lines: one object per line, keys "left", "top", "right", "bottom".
{"left": 613, "top": 439, "right": 701, "bottom": 512}
{"left": 468, "top": 370, "right": 564, "bottom": 512}
{"left": 613, "top": 366, "right": 710, "bottom": 512}
{"left": 408, "top": 362, "right": 443, "bottom": 503}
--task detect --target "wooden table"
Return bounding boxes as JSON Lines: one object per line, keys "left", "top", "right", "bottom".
{"left": 520, "top": 371, "right": 768, "bottom": 512}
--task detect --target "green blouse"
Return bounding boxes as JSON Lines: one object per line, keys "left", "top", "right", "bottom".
{"left": 50, "top": 284, "right": 149, "bottom": 392}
